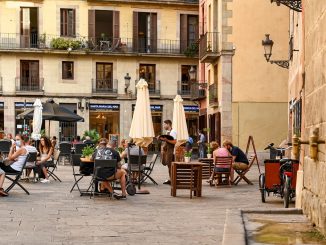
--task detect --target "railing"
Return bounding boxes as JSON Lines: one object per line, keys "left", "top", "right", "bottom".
{"left": 209, "top": 82, "right": 218, "bottom": 105}
{"left": 92, "top": 79, "right": 118, "bottom": 94}
{"left": 177, "top": 80, "right": 191, "bottom": 96}
{"left": 199, "top": 32, "right": 219, "bottom": 60}
{"left": 0, "top": 33, "right": 197, "bottom": 56}
{"left": 149, "top": 80, "right": 160, "bottom": 96}
{"left": 191, "top": 81, "right": 206, "bottom": 101}
{"left": 15, "top": 77, "right": 44, "bottom": 92}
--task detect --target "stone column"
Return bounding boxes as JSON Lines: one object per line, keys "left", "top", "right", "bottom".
{"left": 4, "top": 97, "right": 16, "bottom": 134}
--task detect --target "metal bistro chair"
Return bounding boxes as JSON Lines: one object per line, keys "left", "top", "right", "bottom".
{"left": 74, "top": 143, "right": 87, "bottom": 155}
{"left": 59, "top": 142, "right": 72, "bottom": 165}
{"left": 0, "top": 140, "right": 12, "bottom": 158}
{"left": 70, "top": 154, "right": 89, "bottom": 195}
{"left": 89, "top": 159, "right": 118, "bottom": 199}
{"left": 129, "top": 155, "right": 147, "bottom": 187}
{"left": 46, "top": 149, "right": 62, "bottom": 182}
{"left": 23, "top": 152, "right": 38, "bottom": 182}
{"left": 5, "top": 153, "right": 31, "bottom": 195}
{"left": 140, "top": 154, "right": 158, "bottom": 185}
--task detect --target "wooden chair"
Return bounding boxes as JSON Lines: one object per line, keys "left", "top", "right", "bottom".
{"left": 198, "top": 158, "right": 214, "bottom": 180}
{"left": 212, "top": 156, "right": 233, "bottom": 186}
{"left": 233, "top": 154, "right": 256, "bottom": 185}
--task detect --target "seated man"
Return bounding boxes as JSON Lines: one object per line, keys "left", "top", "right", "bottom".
{"left": 223, "top": 140, "right": 249, "bottom": 172}
{"left": 0, "top": 135, "right": 30, "bottom": 196}
{"left": 93, "top": 138, "right": 127, "bottom": 200}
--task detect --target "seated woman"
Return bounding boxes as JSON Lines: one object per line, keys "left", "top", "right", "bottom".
{"left": 208, "top": 142, "right": 232, "bottom": 184}
{"left": 36, "top": 136, "right": 54, "bottom": 184}
{"left": 0, "top": 135, "right": 30, "bottom": 196}
{"left": 93, "top": 138, "right": 127, "bottom": 200}
{"left": 120, "top": 140, "right": 144, "bottom": 171}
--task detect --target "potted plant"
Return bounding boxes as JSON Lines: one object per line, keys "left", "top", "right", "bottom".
{"left": 184, "top": 151, "right": 192, "bottom": 163}
{"left": 38, "top": 33, "right": 47, "bottom": 48}
{"left": 82, "top": 129, "right": 100, "bottom": 144}
{"left": 207, "top": 146, "right": 212, "bottom": 159}
{"left": 82, "top": 145, "right": 95, "bottom": 160}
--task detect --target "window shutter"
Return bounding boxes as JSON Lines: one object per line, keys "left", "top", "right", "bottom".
{"left": 113, "top": 11, "right": 120, "bottom": 46}
{"left": 150, "top": 13, "right": 157, "bottom": 53}
{"left": 88, "top": 10, "right": 96, "bottom": 42}
{"left": 21, "top": 8, "right": 31, "bottom": 48}
{"left": 180, "top": 14, "right": 188, "bottom": 52}
{"left": 133, "top": 12, "right": 138, "bottom": 52}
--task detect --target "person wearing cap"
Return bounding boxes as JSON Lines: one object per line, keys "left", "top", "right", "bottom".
{"left": 92, "top": 138, "right": 127, "bottom": 200}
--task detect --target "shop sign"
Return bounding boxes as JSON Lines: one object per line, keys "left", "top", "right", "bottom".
{"left": 184, "top": 105, "right": 199, "bottom": 113}
{"left": 15, "top": 102, "right": 34, "bottom": 108}
{"left": 132, "top": 104, "right": 163, "bottom": 112}
{"left": 89, "top": 104, "right": 120, "bottom": 111}
{"left": 0, "top": 102, "right": 3, "bottom": 108}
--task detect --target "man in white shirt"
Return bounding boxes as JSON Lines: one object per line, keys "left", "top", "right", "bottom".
{"left": 159, "top": 120, "right": 177, "bottom": 185}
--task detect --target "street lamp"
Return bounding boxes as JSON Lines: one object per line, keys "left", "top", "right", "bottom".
{"left": 262, "top": 34, "right": 289, "bottom": 69}
{"left": 124, "top": 73, "right": 131, "bottom": 93}
{"left": 188, "top": 66, "right": 196, "bottom": 81}
{"left": 270, "top": 0, "right": 302, "bottom": 12}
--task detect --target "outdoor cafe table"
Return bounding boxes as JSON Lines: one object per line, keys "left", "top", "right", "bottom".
{"left": 171, "top": 162, "right": 204, "bottom": 198}
{"left": 79, "top": 158, "right": 98, "bottom": 194}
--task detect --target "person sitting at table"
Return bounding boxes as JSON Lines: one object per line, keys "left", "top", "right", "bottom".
{"left": 207, "top": 142, "right": 231, "bottom": 184}
{"left": 120, "top": 140, "right": 144, "bottom": 171}
{"left": 51, "top": 136, "right": 57, "bottom": 149}
{"left": 210, "top": 141, "right": 219, "bottom": 153}
{"left": 0, "top": 135, "right": 30, "bottom": 196}
{"left": 36, "top": 136, "right": 54, "bottom": 184}
{"left": 92, "top": 138, "right": 127, "bottom": 200}
{"left": 223, "top": 140, "right": 249, "bottom": 174}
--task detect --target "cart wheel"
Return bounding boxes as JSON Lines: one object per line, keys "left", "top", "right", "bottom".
{"left": 283, "top": 175, "right": 291, "bottom": 208}
{"left": 259, "top": 174, "right": 266, "bottom": 203}
{"left": 126, "top": 183, "right": 136, "bottom": 196}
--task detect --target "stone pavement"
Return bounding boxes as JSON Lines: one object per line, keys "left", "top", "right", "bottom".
{"left": 0, "top": 160, "right": 286, "bottom": 245}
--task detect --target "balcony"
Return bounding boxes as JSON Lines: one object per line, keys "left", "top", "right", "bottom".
{"left": 199, "top": 32, "right": 220, "bottom": 63}
{"left": 92, "top": 79, "right": 118, "bottom": 97}
{"left": 15, "top": 77, "right": 44, "bottom": 94}
{"left": 191, "top": 82, "right": 206, "bottom": 101}
{"left": 177, "top": 80, "right": 191, "bottom": 98}
{"left": 0, "top": 33, "right": 198, "bottom": 57}
{"left": 148, "top": 80, "right": 161, "bottom": 97}
{"left": 209, "top": 83, "right": 218, "bottom": 105}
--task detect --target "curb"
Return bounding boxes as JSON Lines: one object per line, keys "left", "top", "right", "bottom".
{"left": 221, "top": 208, "right": 303, "bottom": 245}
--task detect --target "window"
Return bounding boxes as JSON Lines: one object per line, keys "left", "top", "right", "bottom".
{"left": 60, "top": 9, "right": 76, "bottom": 37}
{"left": 139, "top": 64, "right": 156, "bottom": 91}
{"left": 96, "top": 63, "right": 113, "bottom": 91}
{"left": 62, "top": 61, "right": 74, "bottom": 80}
{"left": 20, "top": 60, "right": 40, "bottom": 91}
{"left": 181, "top": 65, "right": 192, "bottom": 95}
{"left": 292, "top": 99, "right": 302, "bottom": 137}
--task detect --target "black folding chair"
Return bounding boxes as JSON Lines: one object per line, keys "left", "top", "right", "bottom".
{"left": 129, "top": 155, "right": 148, "bottom": 188}
{"left": 74, "top": 143, "right": 87, "bottom": 154}
{"left": 23, "top": 152, "right": 38, "bottom": 181}
{"left": 70, "top": 154, "right": 92, "bottom": 195}
{"left": 89, "top": 159, "right": 117, "bottom": 199}
{"left": 0, "top": 140, "right": 11, "bottom": 158}
{"left": 46, "top": 149, "right": 62, "bottom": 182}
{"left": 141, "top": 153, "right": 159, "bottom": 185}
{"left": 59, "top": 142, "right": 72, "bottom": 165}
{"left": 5, "top": 153, "right": 31, "bottom": 195}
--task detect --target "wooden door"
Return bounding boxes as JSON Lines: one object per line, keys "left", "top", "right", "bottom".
{"left": 150, "top": 13, "right": 157, "bottom": 53}
{"left": 20, "top": 60, "right": 39, "bottom": 90}
{"left": 133, "top": 12, "right": 139, "bottom": 52}
{"left": 180, "top": 14, "right": 188, "bottom": 53}
{"left": 20, "top": 8, "right": 30, "bottom": 48}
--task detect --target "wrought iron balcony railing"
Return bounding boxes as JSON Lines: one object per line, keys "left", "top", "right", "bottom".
{"left": 92, "top": 79, "right": 118, "bottom": 95}
{"left": 0, "top": 33, "right": 198, "bottom": 57}
{"left": 15, "top": 77, "right": 44, "bottom": 93}
{"left": 177, "top": 80, "right": 191, "bottom": 97}
{"left": 199, "top": 32, "right": 220, "bottom": 63}
{"left": 191, "top": 81, "right": 206, "bottom": 101}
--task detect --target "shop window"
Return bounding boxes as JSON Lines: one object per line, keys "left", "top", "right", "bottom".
{"left": 90, "top": 111, "right": 120, "bottom": 139}
{"left": 62, "top": 61, "right": 74, "bottom": 80}
{"left": 60, "top": 9, "right": 76, "bottom": 37}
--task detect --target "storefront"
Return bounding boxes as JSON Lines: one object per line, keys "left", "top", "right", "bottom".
{"left": 15, "top": 102, "right": 34, "bottom": 135}
{"left": 0, "top": 102, "right": 4, "bottom": 132}
{"left": 132, "top": 104, "right": 163, "bottom": 137}
{"left": 184, "top": 105, "right": 199, "bottom": 139}
{"left": 89, "top": 104, "right": 120, "bottom": 140}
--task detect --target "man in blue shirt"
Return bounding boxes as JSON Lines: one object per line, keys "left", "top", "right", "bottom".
{"left": 223, "top": 140, "right": 249, "bottom": 172}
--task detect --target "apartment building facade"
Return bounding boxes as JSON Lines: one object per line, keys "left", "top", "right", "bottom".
{"left": 0, "top": 0, "right": 199, "bottom": 142}
{"left": 197, "top": 0, "right": 289, "bottom": 150}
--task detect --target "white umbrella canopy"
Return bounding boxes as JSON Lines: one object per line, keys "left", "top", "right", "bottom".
{"left": 172, "top": 95, "right": 189, "bottom": 146}
{"left": 129, "top": 79, "right": 155, "bottom": 147}
{"left": 31, "top": 99, "right": 43, "bottom": 140}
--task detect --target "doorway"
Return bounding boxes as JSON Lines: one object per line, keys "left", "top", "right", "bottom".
{"left": 20, "top": 7, "right": 38, "bottom": 48}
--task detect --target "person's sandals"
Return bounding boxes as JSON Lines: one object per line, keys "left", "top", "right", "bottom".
{"left": 112, "top": 192, "right": 127, "bottom": 200}
{"left": 0, "top": 188, "right": 8, "bottom": 197}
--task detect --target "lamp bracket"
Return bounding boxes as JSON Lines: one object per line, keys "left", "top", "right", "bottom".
{"left": 270, "top": 60, "right": 289, "bottom": 69}
{"left": 271, "top": 0, "right": 302, "bottom": 12}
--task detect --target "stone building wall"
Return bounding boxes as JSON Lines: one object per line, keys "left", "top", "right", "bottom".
{"left": 302, "top": 0, "right": 326, "bottom": 234}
